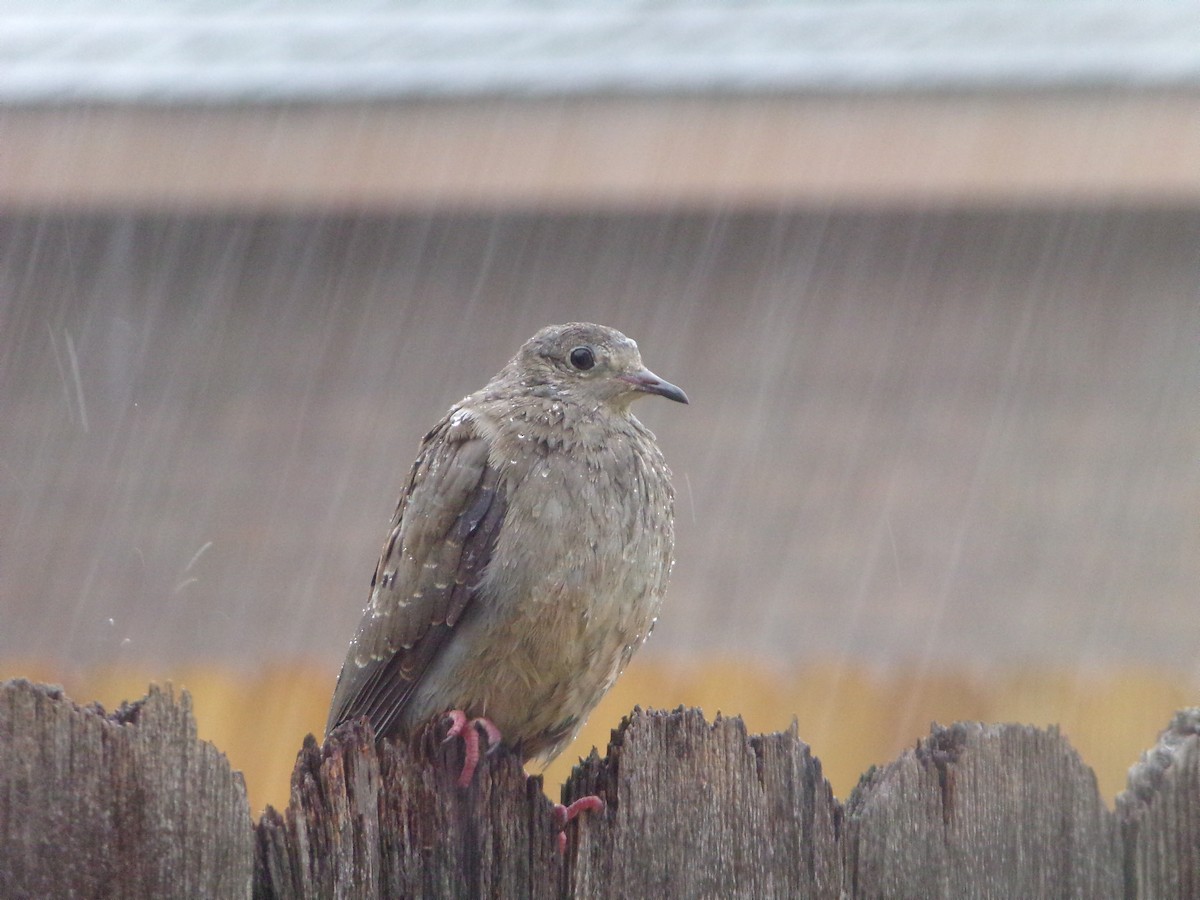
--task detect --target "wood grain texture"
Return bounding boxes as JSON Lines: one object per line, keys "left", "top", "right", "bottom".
{"left": 6, "top": 680, "right": 1197, "bottom": 898}
{"left": 255, "top": 708, "right": 841, "bottom": 899}
{"left": 1117, "top": 708, "right": 1200, "bottom": 900}
{"left": 843, "top": 721, "right": 1122, "bottom": 899}
{"left": 0, "top": 678, "right": 253, "bottom": 899}
{"left": 254, "top": 718, "right": 563, "bottom": 899}
{"left": 565, "top": 707, "right": 842, "bottom": 899}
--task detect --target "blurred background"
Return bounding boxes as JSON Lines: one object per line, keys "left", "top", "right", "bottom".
{"left": 2, "top": 2, "right": 1199, "bottom": 813}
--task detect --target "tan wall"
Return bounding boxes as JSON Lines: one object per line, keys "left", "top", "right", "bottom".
{"left": 4, "top": 93, "right": 1200, "bottom": 211}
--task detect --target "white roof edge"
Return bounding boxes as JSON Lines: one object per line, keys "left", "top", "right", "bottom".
{"left": 2, "top": 3, "right": 1199, "bottom": 103}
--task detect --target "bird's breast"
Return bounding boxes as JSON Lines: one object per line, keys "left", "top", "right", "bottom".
{"left": 410, "top": 412, "right": 676, "bottom": 758}
{"left": 495, "top": 426, "right": 672, "bottom": 590}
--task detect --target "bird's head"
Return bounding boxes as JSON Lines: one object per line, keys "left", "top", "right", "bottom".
{"left": 506, "top": 322, "right": 688, "bottom": 410}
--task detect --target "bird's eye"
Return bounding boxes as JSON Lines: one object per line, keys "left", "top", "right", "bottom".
{"left": 569, "top": 346, "right": 595, "bottom": 371}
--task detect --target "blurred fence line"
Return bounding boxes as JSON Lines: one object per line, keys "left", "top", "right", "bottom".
{"left": 2, "top": 679, "right": 1196, "bottom": 898}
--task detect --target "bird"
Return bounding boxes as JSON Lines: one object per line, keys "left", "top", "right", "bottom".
{"left": 326, "top": 322, "right": 687, "bottom": 823}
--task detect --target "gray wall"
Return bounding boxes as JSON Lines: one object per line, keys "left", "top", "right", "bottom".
{"left": 2, "top": 209, "right": 1197, "bottom": 674}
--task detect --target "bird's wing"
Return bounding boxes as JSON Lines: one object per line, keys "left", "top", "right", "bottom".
{"left": 325, "top": 411, "right": 506, "bottom": 739}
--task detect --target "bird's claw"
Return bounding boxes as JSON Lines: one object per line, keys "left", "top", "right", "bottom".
{"left": 552, "top": 795, "right": 605, "bottom": 853}
{"left": 441, "top": 710, "right": 502, "bottom": 787}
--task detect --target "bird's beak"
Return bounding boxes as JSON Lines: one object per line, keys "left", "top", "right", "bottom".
{"left": 620, "top": 368, "right": 689, "bottom": 404}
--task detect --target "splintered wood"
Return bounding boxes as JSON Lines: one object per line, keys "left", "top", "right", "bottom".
{"left": 1, "top": 679, "right": 1196, "bottom": 898}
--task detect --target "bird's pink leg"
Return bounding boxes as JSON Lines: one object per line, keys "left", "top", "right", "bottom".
{"left": 441, "top": 712, "right": 602, "bottom": 852}
{"left": 552, "top": 795, "right": 606, "bottom": 853}
{"left": 442, "top": 710, "right": 502, "bottom": 787}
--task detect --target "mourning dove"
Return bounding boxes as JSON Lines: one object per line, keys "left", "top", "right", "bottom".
{"left": 327, "top": 323, "right": 686, "bottom": 824}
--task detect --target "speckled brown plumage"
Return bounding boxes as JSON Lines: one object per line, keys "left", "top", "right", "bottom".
{"left": 326, "top": 323, "right": 686, "bottom": 766}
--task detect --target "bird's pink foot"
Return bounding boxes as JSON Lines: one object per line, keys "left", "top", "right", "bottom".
{"left": 552, "top": 795, "right": 605, "bottom": 853}
{"left": 441, "top": 710, "right": 502, "bottom": 787}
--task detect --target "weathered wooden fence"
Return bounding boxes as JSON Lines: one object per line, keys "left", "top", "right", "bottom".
{"left": 0, "top": 678, "right": 1196, "bottom": 898}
